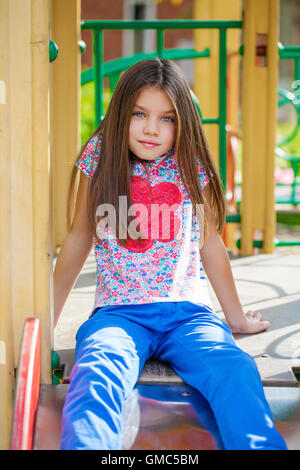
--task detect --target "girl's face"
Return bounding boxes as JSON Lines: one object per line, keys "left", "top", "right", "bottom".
{"left": 129, "top": 86, "right": 176, "bottom": 161}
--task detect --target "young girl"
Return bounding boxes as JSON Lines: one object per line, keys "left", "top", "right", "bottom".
{"left": 54, "top": 59, "right": 287, "bottom": 450}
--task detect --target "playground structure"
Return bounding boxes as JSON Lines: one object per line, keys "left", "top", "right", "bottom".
{"left": 1, "top": 0, "right": 300, "bottom": 450}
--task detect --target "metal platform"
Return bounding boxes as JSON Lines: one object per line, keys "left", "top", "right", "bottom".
{"left": 33, "top": 350, "right": 300, "bottom": 450}
{"left": 33, "top": 382, "right": 300, "bottom": 450}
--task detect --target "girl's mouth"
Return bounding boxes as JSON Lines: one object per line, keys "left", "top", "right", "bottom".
{"left": 138, "top": 140, "right": 160, "bottom": 149}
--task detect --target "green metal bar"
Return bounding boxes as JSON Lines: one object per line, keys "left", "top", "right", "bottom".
{"left": 94, "top": 28, "right": 104, "bottom": 127}
{"left": 291, "top": 162, "right": 298, "bottom": 204}
{"left": 81, "top": 20, "right": 242, "bottom": 30}
{"left": 295, "top": 57, "right": 300, "bottom": 82}
{"left": 226, "top": 214, "right": 241, "bottom": 223}
{"left": 156, "top": 29, "right": 164, "bottom": 58}
{"left": 278, "top": 43, "right": 300, "bottom": 88}
{"left": 109, "top": 72, "right": 120, "bottom": 93}
{"left": 202, "top": 118, "right": 219, "bottom": 124}
{"left": 236, "top": 238, "right": 300, "bottom": 249}
{"left": 275, "top": 239, "right": 300, "bottom": 247}
{"left": 275, "top": 182, "right": 300, "bottom": 186}
{"left": 278, "top": 43, "right": 300, "bottom": 60}
{"left": 219, "top": 27, "right": 227, "bottom": 192}
{"left": 81, "top": 48, "right": 210, "bottom": 85}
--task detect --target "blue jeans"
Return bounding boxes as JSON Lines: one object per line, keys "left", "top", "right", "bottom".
{"left": 60, "top": 301, "right": 287, "bottom": 450}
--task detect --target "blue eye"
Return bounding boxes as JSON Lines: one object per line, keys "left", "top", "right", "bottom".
{"left": 132, "top": 111, "right": 144, "bottom": 118}
{"left": 162, "top": 116, "right": 175, "bottom": 123}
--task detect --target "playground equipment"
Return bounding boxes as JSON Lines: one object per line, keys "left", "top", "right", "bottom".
{"left": 10, "top": 316, "right": 300, "bottom": 449}
{"left": 80, "top": 21, "right": 300, "bottom": 251}
{"left": 275, "top": 45, "right": 300, "bottom": 207}
{"left": 2, "top": 0, "right": 300, "bottom": 451}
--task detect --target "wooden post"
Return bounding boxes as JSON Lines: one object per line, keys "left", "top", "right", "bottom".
{"left": 193, "top": 0, "right": 242, "bottom": 253}
{"left": 51, "top": 0, "right": 81, "bottom": 253}
{"left": 0, "top": 0, "right": 15, "bottom": 448}
{"left": 0, "top": 0, "right": 52, "bottom": 448}
{"left": 241, "top": 0, "right": 279, "bottom": 255}
{"left": 31, "top": 0, "right": 53, "bottom": 384}
{"left": 9, "top": 0, "right": 35, "bottom": 374}
{"left": 193, "top": 0, "right": 219, "bottom": 164}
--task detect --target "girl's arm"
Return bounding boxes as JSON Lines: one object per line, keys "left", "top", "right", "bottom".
{"left": 200, "top": 185, "right": 270, "bottom": 334}
{"left": 53, "top": 173, "right": 93, "bottom": 329}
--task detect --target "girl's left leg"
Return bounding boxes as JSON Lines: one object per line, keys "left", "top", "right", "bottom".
{"left": 156, "top": 302, "right": 288, "bottom": 450}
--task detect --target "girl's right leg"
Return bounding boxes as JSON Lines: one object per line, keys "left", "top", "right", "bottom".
{"left": 60, "top": 307, "right": 155, "bottom": 450}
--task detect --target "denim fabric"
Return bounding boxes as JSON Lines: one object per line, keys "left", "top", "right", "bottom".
{"left": 60, "top": 301, "right": 287, "bottom": 450}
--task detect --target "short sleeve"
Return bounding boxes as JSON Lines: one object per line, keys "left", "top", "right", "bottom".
{"left": 75, "top": 135, "right": 101, "bottom": 179}
{"left": 197, "top": 156, "right": 210, "bottom": 190}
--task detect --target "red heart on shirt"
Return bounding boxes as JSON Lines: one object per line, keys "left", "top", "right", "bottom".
{"left": 121, "top": 176, "right": 182, "bottom": 253}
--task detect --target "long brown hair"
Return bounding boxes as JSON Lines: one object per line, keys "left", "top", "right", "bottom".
{"left": 67, "top": 59, "right": 226, "bottom": 247}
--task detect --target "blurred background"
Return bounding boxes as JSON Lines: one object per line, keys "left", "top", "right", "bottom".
{"left": 79, "top": 0, "right": 300, "bottom": 252}
{"left": 80, "top": 0, "right": 300, "bottom": 144}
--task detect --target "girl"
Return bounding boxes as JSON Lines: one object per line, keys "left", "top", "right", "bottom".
{"left": 54, "top": 59, "right": 287, "bottom": 450}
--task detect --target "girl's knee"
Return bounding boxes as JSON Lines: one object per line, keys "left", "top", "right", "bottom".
{"left": 207, "top": 346, "right": 260, "bottom": 391}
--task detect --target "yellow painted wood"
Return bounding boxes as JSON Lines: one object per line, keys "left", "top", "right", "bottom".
{"left": 0, "top": 0, "right": 16, "bottom": 449}
{"left": 0, "top": 0, "right": 53, "bottom": 443}
{"left": 263, "top": 0, "right": 279, "bottom": 253}
{"left": 240, "top": 0, "right": 256, "bottom": 255}
{"left": 193, "top": 0, "right": 241, "bottom": 163}
{"left": 193, "top": 0, "right": 219, "bottom": 165}
{"left": 51, "top": 0, "right": 81, "bottom": 254}
{"left": 241, "top": 0, "right": 278, "bottom": 255}
{"left": 31, "top": 0, "right": 53, "bottom": 384}
{"left": 9, "top": 0, "right": 35, "bottom": 367}
{"left": 193, "top": 0, "right": 242, "bottom": 252}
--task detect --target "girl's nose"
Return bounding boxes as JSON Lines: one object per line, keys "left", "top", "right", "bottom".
{"left": 143, "top": 118, "right": 159, "bottom": 135}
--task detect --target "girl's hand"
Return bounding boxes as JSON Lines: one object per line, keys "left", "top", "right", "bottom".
{"left": 228, "top": 310, "right": 270, "bottom": 334}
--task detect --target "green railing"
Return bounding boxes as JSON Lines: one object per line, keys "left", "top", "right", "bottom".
{"left": 276, "top": 43, "right": 300, "bottom": 206}
{"left": 81, "top": 19, "right": 242, "bottom": 192}
{"left": 80, "top": 20, "right": 300, "bottom": 249}
{"left": 237, "top": 42, "right": 300, "bottom": 207}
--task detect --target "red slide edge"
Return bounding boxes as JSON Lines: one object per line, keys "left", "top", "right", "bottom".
{"left": 10, "top": 317, "right": 41, "bottom": 450}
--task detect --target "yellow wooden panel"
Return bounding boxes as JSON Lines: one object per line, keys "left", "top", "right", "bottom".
{"left": 256, "top": 1, "right": 268, "bottom": 31}
{"left": 252, "top": 67, "right": 267, "bottom": 229}
{"left": 9, "top": 0, "right": 35, "bottom": 365}
{"left": 193, "top": 1, "right": 242, "bottom": 252}
{"left": 31, "top": 0, "right": 52, "bottom": 384}
{"left": 51, "top": 0, "right": 81, "bottom": 252}
{"left": 241, "top": 0, "right": 256, "bottom": 254}
{"left": 263, "top": 0, "right": 279, "bottom": 253}
{"left": 193, "top": 0, "right": 242, "bottom": 167}
{"left": 0, "top": 0, "right": 16, "bottom": 450}
{"left": 193, "top": 0, "right": 219, "bottom": 165}
{"left": 241, "top": 0, "right": 278, "bottom": 254}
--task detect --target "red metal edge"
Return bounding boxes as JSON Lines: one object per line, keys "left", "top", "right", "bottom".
{"left": 10, "top": 317, "right": 41, "bottom": 450}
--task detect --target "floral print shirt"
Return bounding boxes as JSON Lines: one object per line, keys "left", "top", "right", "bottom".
{"left": 75, "top": 135, "right": 212, "bottom": 314}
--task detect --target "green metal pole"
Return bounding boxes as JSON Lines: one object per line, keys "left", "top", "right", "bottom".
{"left": 202, "top": 118, "right": 219, "bottom": 125}
{"left": 275, "top": 239, "right": 300, "bottom": 247}
{"left": 219, "top": 27, "right": 227, "bottom": 192}
{"left": 94, "top": 28, "right": 104, "bottom": 127}
{"left": 236, "top": 238, "right": 300, "bottom": 248}
{"left": 156, "top": 29, "right": 164, "bottom": 58}
{"left": 81, "top": 20, "right": 242, "bottom": 31}
{"left": 294, "top": 57, "right": 300, "bottom": 82}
